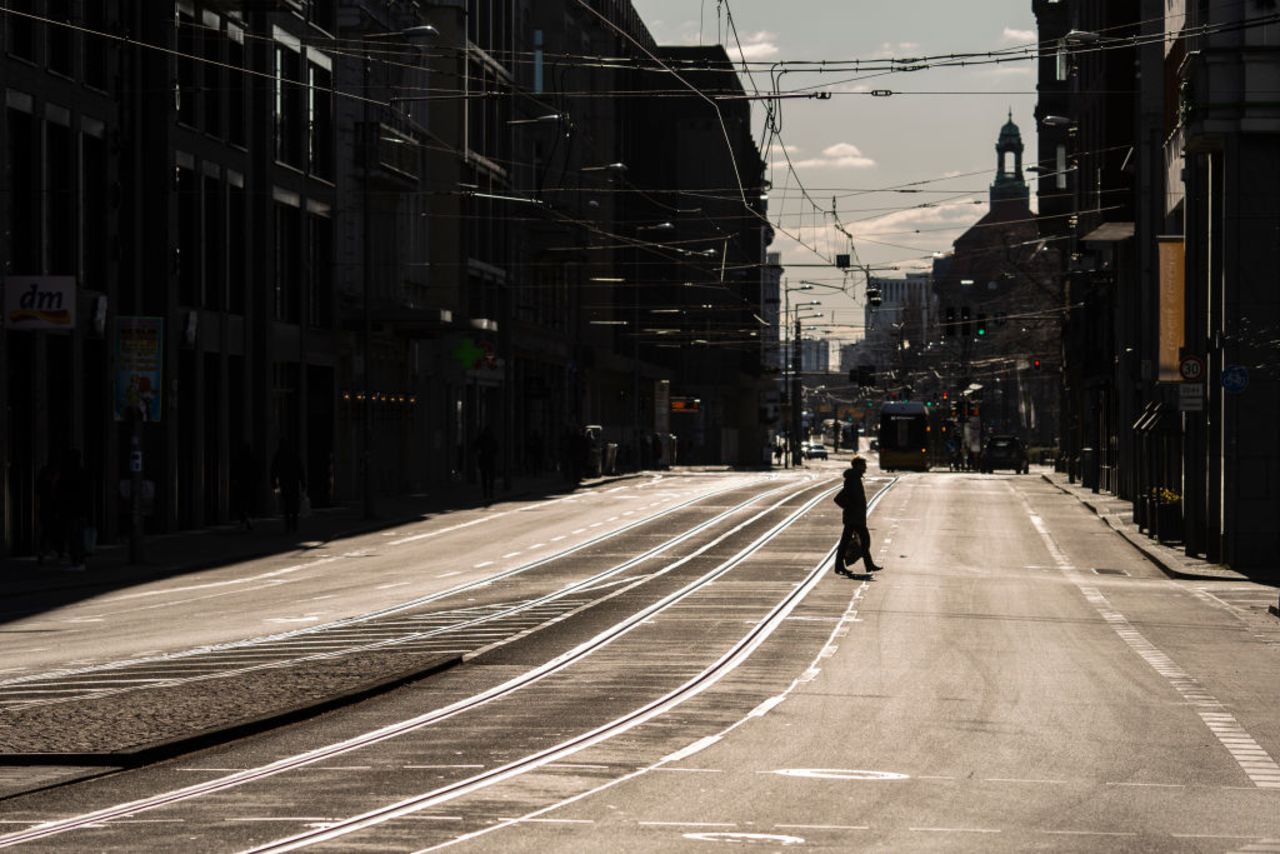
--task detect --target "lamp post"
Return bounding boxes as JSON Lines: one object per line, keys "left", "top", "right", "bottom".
{"left": 782, "top": 282, "right": 817, "bottom": 467}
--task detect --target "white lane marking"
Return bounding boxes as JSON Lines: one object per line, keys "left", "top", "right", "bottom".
{"left": 550, "top": 536, "right": 566, "bottom": 542}
{"left": 1041, "top": 830, "right": 1137, "bottom": 837}
{"left": 571, "top": 528, "right": 587, "bottom": 534}
{"left": 588, "top": 522, "right": 603, "bottom": 528}
{"left": 683, "top": 832, "right": 804, "bottom": 845}
{"left": 651, "top": 768, "right": 722, "bottom": 774}
{"left": 500, "top": 818, "right": 594, "bottom": 824}
{"left": 773, "top": 769, "right": 908, "bottom": 781}
{"left": 1106, "top": 781, "right": 1185, "bottom": 788}
{"left": 375, "top": 582, "right": 411, "bottom": 590}
{"left": 642, "top": 822, "right": 736, "bottom": 827}
{"left": 1023, "top": 499, "right": 1280, "bottom": 790}
{"left": 264, "top": 616, "right": 322, "bottom": 624}
{"left": 660, "top": 736, "right": 721, "bottom": 764}
{"left": 501, "top": 552, "right": 522, "bottom": 559}
{"left": 471, "top": 562, "right": 492, "bottom": 569}
{"left": 402, "top": 765, "right": 485, "bottom": 770}
{"left": 529, "top": 543, "right": 545, "bottom": 549}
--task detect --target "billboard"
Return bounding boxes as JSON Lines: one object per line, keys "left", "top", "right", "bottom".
{"left": 4, "top": 276, "right": 76, "bottom": 331}
{"left": 1157, "top": 237, "right": 1185, "bottom": 382}
{"left": 115, "top": 317, "right": 164, "bottom": 422}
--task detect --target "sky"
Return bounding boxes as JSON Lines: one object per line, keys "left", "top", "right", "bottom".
{"left": 630, "top": 0, "right": 1042, "bottom": 346}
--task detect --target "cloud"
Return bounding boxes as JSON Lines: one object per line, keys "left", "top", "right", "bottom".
{"left": 774, "top": 141, "right": 876, "bottom": 171}
{"left": 730, "top": 30, "right": 779, "bottom": 60}
{"left": 871, "top": 41, "right": 923, "bottom": 58}
{"left": 1002, "top": 27, "right": 1037, "bottom": 43}
{"left": 849, "top": 199, "right": 988, "bottom": 244}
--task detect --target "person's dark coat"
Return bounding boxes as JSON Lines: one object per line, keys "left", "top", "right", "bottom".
{"left": 833, "top": 467, "right": 868, "bottom": 525}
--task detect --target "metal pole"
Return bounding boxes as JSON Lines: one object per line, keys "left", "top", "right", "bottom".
{"left": 362, "top": 46, "right": 375, "bottom": 519}
{"left": 792, "top": 313, "right": 802, "bottom": 466}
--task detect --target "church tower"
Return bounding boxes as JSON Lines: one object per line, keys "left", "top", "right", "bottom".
{"left": 990, "top": 110, "right": 1030, "bottom": 211}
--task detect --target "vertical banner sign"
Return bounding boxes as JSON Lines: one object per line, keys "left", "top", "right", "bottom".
{"left": 654, "top": 379, "right": 670, "bottom": 436}
{"left": 1157, "top": 237, "right": 1185, "bottom": 382}
{"left": 4, "top": 276, "right": 76, "bottom": 330}
{"left": 114, "top": 317, "right": 164, "bottom": 422}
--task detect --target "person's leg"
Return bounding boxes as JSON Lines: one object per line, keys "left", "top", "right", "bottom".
{"left": 855, "top": 522, "right": 881, "bottom": 570}
{"left": 833, "top": 524, "right": 854, "bottom": 574}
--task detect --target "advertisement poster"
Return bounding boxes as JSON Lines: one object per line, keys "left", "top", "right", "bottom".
{"left": 115, "top": 317, "right": 164, "bottom": 422}
{"left": 1157, "top": 237, "right": 1185, "bottom": 382}
{"left": 4, "top": 276, "right": 76, "bottom": 331}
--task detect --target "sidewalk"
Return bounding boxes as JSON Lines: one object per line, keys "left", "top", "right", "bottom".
{"left": 1, "top": 469, "right": 645, "bottom": 600}
{"left": 1040, "top": 470, "right": 1257, "bottom": 584}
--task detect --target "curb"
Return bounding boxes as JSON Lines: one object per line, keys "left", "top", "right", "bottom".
{"left": 1039, "top": 474, "right": 1247, "bottom": 583}
{"left": 0, "top": 654, "right": 463, "bottom": 770}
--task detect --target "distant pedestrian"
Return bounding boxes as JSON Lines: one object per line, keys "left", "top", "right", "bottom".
{"left": 832, "top": 455, "right": 883, "bottom": 577}
{"left": 271, "top": 437, "right": 307, "bottom": 534}
{"left": 56, "top": 450, "right": 89, "bottom": 571}
{"left": 232, "top": 442, "right": 257, "bottom": 531}
{"left": 35, "top": 460, "right": 62, "bottom": 564}
{"left": 474, "top": 426, "right": 499, "bottom": 503}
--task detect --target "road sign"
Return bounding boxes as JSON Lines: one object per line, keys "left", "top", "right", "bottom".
{"left": 1222, "top": 364, "right": 1249, "bottom": 393}
{"left": 1178, "top": 382, "right": 1204, "bottom": 412}
{"left": 1178, "top": 355, "right": 1205, "bottom": 382}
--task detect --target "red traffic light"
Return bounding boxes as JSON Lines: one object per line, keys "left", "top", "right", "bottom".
{"left": 1033, "top": 358, "right": 1042, "bottom": 370}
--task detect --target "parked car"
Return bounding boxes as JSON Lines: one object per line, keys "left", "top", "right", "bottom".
{"left": 982, "top": 435, "right": 1029, "bottom": 473}
{"left": 803, "top": 441, "right": 828, "bottom": 460}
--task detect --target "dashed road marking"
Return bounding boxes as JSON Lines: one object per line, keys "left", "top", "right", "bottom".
{"left": 1024, "top": 504, "right": 1280, "bottom": 790}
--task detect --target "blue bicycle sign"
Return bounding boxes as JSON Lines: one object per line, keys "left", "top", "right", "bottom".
{"left": 1222, "top": 364, "right": 1249, "bottom": 394}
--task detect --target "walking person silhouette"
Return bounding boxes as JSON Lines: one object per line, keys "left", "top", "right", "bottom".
{"left": 832, "top": 456, "right": 883, "bottom": 577}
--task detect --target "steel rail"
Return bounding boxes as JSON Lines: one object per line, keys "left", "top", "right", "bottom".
{"left": 247, "top": 477, "right": 899, "bottom": 853}
{"left": 0, "top": 475, "right": 795, "bottom": 701}
{"left": 0, "top": 475, "right": 863, "bottom": 849}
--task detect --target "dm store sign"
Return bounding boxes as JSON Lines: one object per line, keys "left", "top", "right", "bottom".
{"left": 4, "top": 277, "right": 76, "bottom": 331}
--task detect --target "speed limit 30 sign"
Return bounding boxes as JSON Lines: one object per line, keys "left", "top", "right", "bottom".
{"left": 1179, "top": 355, "right": 1206, "bottom": 381}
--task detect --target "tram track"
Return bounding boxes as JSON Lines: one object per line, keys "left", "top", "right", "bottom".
{"left": 0, "top": 476, "right": 798, "bottom": 712}
{"left": 0, "top": 475, "right": 896, "bottom": 849}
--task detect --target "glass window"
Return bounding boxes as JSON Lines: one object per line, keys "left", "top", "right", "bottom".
{"left": 6, "top": 0, "right": 37, "bottom": 62}
{"left": 203, "top": 175, "right": 224, "bottom": 309}
{"left": 1055, "top": 40, "right": 1069, "bottom": 82}
{"left": 6, "top": 108, "right": 37, "bottom": 271}
{"left": 274, "top": 202, "right": 301, "bottom": 321}
{"left": 228, "top": 25, "right": 246, "bottom": 147}
{"left": 84, "top": 1, "right": 110, "bottom": 86}
{"left": 47, "top": 0, "right": 73, "bottom": 76}
{"left": 203, "top": 14, "right": 223, "bottom": 138}
{"left": 275, "top": 44, "right": 304, "bottom": 167}
{"left": 82, "top": 130, "right": 110, "bottom": 292}
{"left": 45, "top": 119, "right": 75, "bottom": 274}
{"left": 306, "top": 212, "right": 332, "bottom": 328}
{"left": 308, "top": 62, "right": 333, "bottom": 179}
{"left": 176, "top": 6, "right": 198, "bottom": 127}
{"left": 228, "top": 181, "right": 247, "bottom": 313}
{"left": 177, "top": 163, "right": 200, "bottom": 304}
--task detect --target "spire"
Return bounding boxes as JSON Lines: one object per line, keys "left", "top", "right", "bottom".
{"left": 991, "top": 112, "right": 1029, "bottom": 209}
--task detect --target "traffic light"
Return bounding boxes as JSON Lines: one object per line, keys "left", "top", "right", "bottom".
{"left": 944, "top": 307, "right": 956, "bottom": 337}
{"left": 942, "top": 390, "right": 949, "bottom": 400}
{"left": 976, "top": 313, "right": 987, "bottom": 337}
{"left": 867, "top": 288, "right": 883, "bottom": 308}
{"left": 961, "top": 306, "right": 971, "bottom": 337}
{"left": 1033, "top": 358, "right": 1042, "bottom": 370}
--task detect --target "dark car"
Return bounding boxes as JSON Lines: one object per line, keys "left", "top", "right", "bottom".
{"left": 982, "top": 435, "right": 1029, "bottom": 473}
